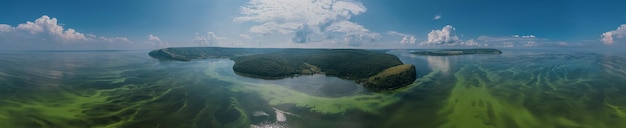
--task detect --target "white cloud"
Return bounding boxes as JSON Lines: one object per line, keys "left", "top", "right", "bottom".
{"left": 478, "top": 35, "right": 537, "bottom": 42}
{"left": 98, "top": 36, "right": 132, "bottom": 44}
{"left": 513, "top": 35, "right": 535, "bottom": 38}
{"left": 326, "top": 21, "right": 379, "bottom": 46}
{"left": 421, "top": 25, "right": 460, "bottom": 45}
{"left": 13, "top": 15, "right": 88, "bottom": 42}
{"left": 103, "top": 37, "right": 130, "bottom": 42}
{"left": 0, "top": 24, "right": 12, "bottom": 32}
{"left": 388, "top": 31, "right": 416, "bottom": 44}
{"left": 602, "top": 32, "right": 614, "bottom": 44}
{"left": 477, "top": 35, "right": 544, "bottom": 47}
{"left": 502, "top": 42, "right": 514, "bottom": 47}
{"left": 524, "top": 41, "right": 537, "bottom": 47}
{"left": 343, "top": 34, "right": 377, "bottom": 46}
{"left": 601, "top": 24, "right": 626, "bottom": 45}
{"left": 234, "top": 0, "right": 377, "bottom": 46}
{"left": 414, "top": 25, "right": 485, "bottom": 47}
{"left": 0, "top": 15, "right": 145, "bottom": 50}
{"left": 234, "top": 0, "right": 365, "bottom": 25}
{"left": 193, "top": 32, "right": 227, "bottom": 46}
{"left": 239, "top": 34, "right": 252, "bottom": 39}
{"left": 145, "top": 34, "right": 168, "bottom": 48}
{"left": 387, "top": 31, "right": 409, "bottom": 37}
{"left": 434, "top": 15, "right": 442, "bottom": 20}
{"left": 148, "top": 34, "right": 160, "bottom": 42}
{"left": 400, "top": 36, "right": 417, "bottom": 44}
{"left": 459, "top": 39, "right": 483, "bottom": 47}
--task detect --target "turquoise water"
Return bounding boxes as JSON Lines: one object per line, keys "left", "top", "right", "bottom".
{"left": 0, "top": 49, "right": 625, "bottom": 128}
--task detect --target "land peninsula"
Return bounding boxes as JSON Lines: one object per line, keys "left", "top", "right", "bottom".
{"left": 149, "top": 47, "right": 417, "bottom": 91}
{"left": 411, "top": 48, "right": 502, "bottom": 56}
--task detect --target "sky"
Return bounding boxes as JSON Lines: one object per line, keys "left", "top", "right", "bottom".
{"left": 1, "top": 0, "right": 626, "bottom": 50}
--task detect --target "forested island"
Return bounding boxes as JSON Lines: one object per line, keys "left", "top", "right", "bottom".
{"left": 149, "top": 47, "right": 417, "bottom": 91}
{"left": 411, "top": 48, "right": 502, "bottom": 56}
{"left": 147, "top": 47, "right": 282, "bottom": 61}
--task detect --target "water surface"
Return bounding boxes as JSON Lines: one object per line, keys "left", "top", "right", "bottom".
{"left": 0, "top": 49, "right": 625, "bottom": 128}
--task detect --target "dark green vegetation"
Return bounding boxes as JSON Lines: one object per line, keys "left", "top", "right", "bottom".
{"left": 231, "top": 49, "right": 402, "bottom": 79}
{"left": 363, "top": 64, "right": 417, "bottom": 91}
{"left": 150, "top": 47, "right": 418, "bottom": 91}
{"left": 411, "top": 48, "right": 502, "bottom": 56}
{"left": 148, "top": 47, "right": 282, "bottom": 61}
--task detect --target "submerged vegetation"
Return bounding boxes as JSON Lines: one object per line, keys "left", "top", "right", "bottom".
{"left": 0, "top": 52, "right": 252, "bottom": 128}
{"left": 1, "top": 50, "right": 626, "bottom": 128}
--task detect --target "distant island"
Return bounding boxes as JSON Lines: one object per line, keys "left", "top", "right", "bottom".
{"left": 149, "top": 47, "right": 417, "bottom": 91}
{"left": 411, "top": 48, "right": 502, "bottom": 56}
{"left": 148, "top": 47, "right": 283, "bottom": 61}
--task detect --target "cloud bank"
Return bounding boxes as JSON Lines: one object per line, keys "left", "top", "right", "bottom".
{"left": 0, "top": 15, "right": 149, "bottom": 50}
{"left": 234, "top": 0, "right": 378, "bottom": 46}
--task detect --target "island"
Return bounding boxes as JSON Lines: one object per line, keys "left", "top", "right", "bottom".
{"left": 411, "top": 48, "right": 502, "bottom": 56}
{"left": 148, "top": 47, "right": 283, "bottom": 61}
{"left": 149, "top": 47, "right": 417, "bottom": 91}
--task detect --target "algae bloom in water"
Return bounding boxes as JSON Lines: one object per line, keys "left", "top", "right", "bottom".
{"left": 0, "top": 49, "right": 626, "bottom": 128}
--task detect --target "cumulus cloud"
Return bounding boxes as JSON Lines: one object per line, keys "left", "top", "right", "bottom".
{"left": 421, "top": 25, "right": 460, "bottom": 45}
{"left": 7, "top": 15, "right": 88, "bottom": 42}
{"left": 234, "top": 0, "right": 377, "bottom": 46}
{"left": 0, "top": 15, "right": 139, "bottom": 50}
{"left": 601, "top": 24, "right": 626, "bottom": 45}
{"left": 0, "top": 24, "right": 13, "bottom": 32}
{"left": 388, "top": 31, "right": 416, "bottom": 44}
{"left": 145, "top": 34, "right": 168, "bottom": 48}
{"left": 401, "top": 36, "right": 417, "bottom": 44}
{"left": 193, "top": 32, "right": 226, "bottom": 46}
{"left": 415, "top": 25, "right": 486, "bottom": 47}
{"left": 434, "top": 15, "right": 442, "bottom": 20}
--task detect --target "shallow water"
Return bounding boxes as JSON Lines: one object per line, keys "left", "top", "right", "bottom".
{"left": 0, "top": 49, "right": 625, "bottom": 128}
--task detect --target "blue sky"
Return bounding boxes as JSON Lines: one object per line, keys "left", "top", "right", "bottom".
{"left": 1, "top": 0, "right": 625, "bottom": 50}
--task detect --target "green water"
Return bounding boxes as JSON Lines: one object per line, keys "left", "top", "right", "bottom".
{"left": 0, "top": 49, "right": 625, "bottom": 128}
